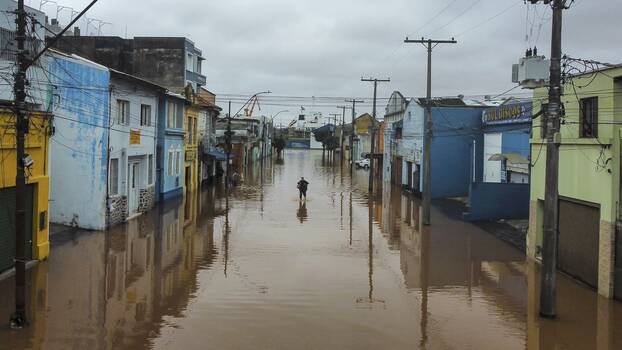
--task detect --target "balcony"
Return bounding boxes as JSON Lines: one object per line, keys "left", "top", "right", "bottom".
{"left": 186, "top": 70, "right": 206, "bottom": 86}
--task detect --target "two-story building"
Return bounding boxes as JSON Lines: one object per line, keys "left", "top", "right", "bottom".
{"left": 0, "top": 0, "right": 51, "bottom": 272}
{"left": 183, "top": 87, "right": 200, "bottom": 194}
{"left": 48, "top": 50, "right": 163, "bottom": 230}
{"left": 527, "top": 65, "right": 622, "bottom": 300}
{"left": 196, "top": 88, "right": 222, "bottom": 185}
{"left": 156, "top": 92, "right": 187, "bottom": 201}
{"left": 353, "top": 113, "right": 375, "bottom": 162}
{"left": 383, "top": 91, "right": 410, "bottom": 185}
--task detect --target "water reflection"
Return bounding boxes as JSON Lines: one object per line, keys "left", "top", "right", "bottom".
{"left": 296, "top": 201, "right": 308, "bottom": 223}
{"left": 0, "top": 151, "right": 621, "bottom": 350}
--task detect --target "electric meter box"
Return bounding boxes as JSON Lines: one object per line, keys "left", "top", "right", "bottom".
{"left": 512, "top": 56, "right": 550, "bottom": 89}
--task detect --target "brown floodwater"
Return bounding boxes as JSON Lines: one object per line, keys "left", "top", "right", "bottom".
{"left": 1, "top": 150, "right": 622, "bottom": 350}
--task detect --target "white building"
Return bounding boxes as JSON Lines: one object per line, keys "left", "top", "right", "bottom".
{"left": 107, "top": 70, "right": 161, "bottom": 224}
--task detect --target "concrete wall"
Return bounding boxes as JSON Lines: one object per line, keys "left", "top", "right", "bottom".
{"left": 464, "top": 182, "right": 530, "bottom": 221}
{"left": 48, "top": 53, "right": 110, "bottom": 230}
{"left": 53, "top": 37, "right": 190, "bottom": 92}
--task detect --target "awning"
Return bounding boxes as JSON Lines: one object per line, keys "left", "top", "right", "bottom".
{"left": 488, "top": 153, "right": 530, "bottom": 165}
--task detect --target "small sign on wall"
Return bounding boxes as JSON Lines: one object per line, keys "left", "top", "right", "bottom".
{"left": 130, "top": 130, "right": 141, "bottom": 145}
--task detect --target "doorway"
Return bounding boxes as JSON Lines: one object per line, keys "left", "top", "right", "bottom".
{"left": 406, "top": 161, "right": 413, "bottom": 190}
{"left": 128, "top": 161, "right": 140, "bottom": 215}
{"left": 558, "top": 199, "right": 600, "bottom": 289}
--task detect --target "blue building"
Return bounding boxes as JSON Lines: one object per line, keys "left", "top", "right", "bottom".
{"left": 402, "top": 98, "right": 487, "bottom": 199}
{"left": 464, "top": 100, "right": 532, "bottom": 221}
{"left": 156, "top": 92, "right": 188, "bottom": 201}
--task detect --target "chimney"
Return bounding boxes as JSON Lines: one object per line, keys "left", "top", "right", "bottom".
{"left": 74, "top": 27, "right": 81, "bottom": 36}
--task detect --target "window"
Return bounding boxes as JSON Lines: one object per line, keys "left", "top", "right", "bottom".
{"left": 141, "top": 104, "right": 152, "bottom": 127}
{"left": 168, "top": 151, "right": 173, "bottom": 176}
{"left": 167, "top": 103, "right": 175, "bottom": 128}
{"left": 187, "top": 53, "right": 193, "bottom": 70}
{"left": 540, "top": 103, "right": 549, "bottom": 139}
{"left": 580, "top": 97, "right": 598, "bottom": 138}
{"left": 176, "top": 104, "right": 183, "bottom": 129}
{"left": 187, "top": 117, "right": 193, "bottom": 144}
{"left": 175, "top": 150, "right": 181, "bottom": 175}
{"left": 148, "top": 155, "right": 153, "bottom": 184}
{"left": 117, "top": 100, "right": 130, "bottom": 125}
{"left": 110, "top": 158, "right": 119, "bottom": 195}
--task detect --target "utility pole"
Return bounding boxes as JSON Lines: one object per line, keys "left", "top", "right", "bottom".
{"left": 225, "top": 101, "right": 232, "bottom": 189}
{"left": 345, "top": 99, "right": 364, "bottom": 174}
{"left": 538, "top": 0, "right": 566, "bottom": 319}
{"left": 10, "top": 0, "right": 99, "bottom": 329}
{"left": 404, "top": 37, "right": 456, "bottom": 225}
{"left": 10, "top": 0, "right": 28, "bottom": 329}
{"left": 336, "top": 105, "right": 351, "bottom": 169}
{"left": 361, "top": 78, "right": 390, "bottom": 192}
{"left": 329, "top": 113, "right": 340, "bottom": 161}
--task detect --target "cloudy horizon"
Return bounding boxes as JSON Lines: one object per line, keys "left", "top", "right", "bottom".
{"left": 26, "top": 0, "right": 620, "bottom": 124}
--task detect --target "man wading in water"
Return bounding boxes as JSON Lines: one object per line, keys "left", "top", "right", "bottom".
{"left": 297, "top": 177, "right": 309, "bottom": 200}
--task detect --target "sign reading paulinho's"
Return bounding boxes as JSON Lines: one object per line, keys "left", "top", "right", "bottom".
{"left": 482, "top": 102, "right": 532, "bottom": 125}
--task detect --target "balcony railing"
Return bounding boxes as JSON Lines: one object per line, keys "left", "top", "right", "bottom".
{"left": 186, "top": 70, "right": 207, "bottom": 86}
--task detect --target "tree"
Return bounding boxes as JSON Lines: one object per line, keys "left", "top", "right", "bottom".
{"left": 313, "top": 128, "right": 331, "bottom": 158}
{"left": 273, "top": 137, "right": 286, "bottom": 158}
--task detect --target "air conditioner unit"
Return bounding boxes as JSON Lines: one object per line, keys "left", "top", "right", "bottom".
{"left": 512, "top": 55, "right": 550, "bottom": 89}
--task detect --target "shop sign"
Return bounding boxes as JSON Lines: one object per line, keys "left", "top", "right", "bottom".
{"left": 482, "top": 102, "right": 532, "bottom": 125}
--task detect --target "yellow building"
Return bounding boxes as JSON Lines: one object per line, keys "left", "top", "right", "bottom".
{"left": 184, "top": 89, "right": 200, "bottom": 194}
{"left": 0, "top": 108, "right": 51, "bottom": 272}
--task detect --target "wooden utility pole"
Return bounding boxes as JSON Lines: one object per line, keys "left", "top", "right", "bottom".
{"left": 361, "top": 78, "right": 390, "bottom": 192}
{"left": 336, "top": 105, "right": 350, "bottom": 169}
{"left": 11, "top": 0, "right": 28, "bottom": 329}
{"left": 404, "top": 37, "right": 456, "bottom": 225}
{"left": 225, "top": 101, "right": 232, "bottom": 188}
{"left": 9, "top": 0, "right": 99, "bottom": 329}
{"left": 539, "top": 0, "right": 566, "bottom": 319}
{"left": 345, "top": 99, "right": 364, "bottom": 174}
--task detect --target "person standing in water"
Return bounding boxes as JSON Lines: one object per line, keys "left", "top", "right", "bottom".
{"left": 297, "top": 177, "right": 309, "bottom": 200}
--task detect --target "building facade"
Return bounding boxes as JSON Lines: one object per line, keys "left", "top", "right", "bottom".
{"left": 48, "top": 51, "right": 162, "bottom": 230}
{"left": 527, "top": 66, "right": 622, "bottom": 299}
{"left": 464, "top": 101, "right": 532, "bottom": 221}
{"left": 398, "top": 99, "right": 486, "bottom": 198}
{"left": 0, "top": 109, "right": 51, "bottom": 272}
{"left": 353, "top": 113, "right": 375, "bottom": 161}
{"left": 383, "top": 91, "right": 409, "bottom": 185}
{"left": 107, "top": 70, "right": 161, "bottom": 224}
{"left": 48, "top": 51, "right": 110, "bottom": 230}
{"left": 52, "top": 36, "right": 206, "bottom": 94}
{"left": 156, "top": 92, "right": 187, "bottom": 201}
{"left": 196, "top": 88, "right": 222, "bottom": 184}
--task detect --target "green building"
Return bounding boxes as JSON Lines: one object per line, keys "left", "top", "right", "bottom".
{"left": 527, "top": 65, "right": 622, "bottom": 299}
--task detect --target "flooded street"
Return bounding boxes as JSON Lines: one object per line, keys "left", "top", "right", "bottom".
{"left": 1, "top": 150, "right": 622, "bottom": 350}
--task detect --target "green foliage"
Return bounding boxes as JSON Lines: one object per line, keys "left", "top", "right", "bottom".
{"left": 273, "top": 137, "right": 286, "bottom": 152}
{"left": 325, "top": 135, "right": 340, "bottom": 150}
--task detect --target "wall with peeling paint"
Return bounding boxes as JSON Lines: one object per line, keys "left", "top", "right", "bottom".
{"left": 48, "top": 52, "right": 110, "bottom": 230}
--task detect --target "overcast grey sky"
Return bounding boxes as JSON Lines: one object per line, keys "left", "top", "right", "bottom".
{"left": 27, "top": 0, "right": 621, "bottom": 123}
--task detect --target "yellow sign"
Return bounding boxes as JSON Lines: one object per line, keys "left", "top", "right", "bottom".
{"left": 130, "top": 130, "right": 141, "bottom": 145}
